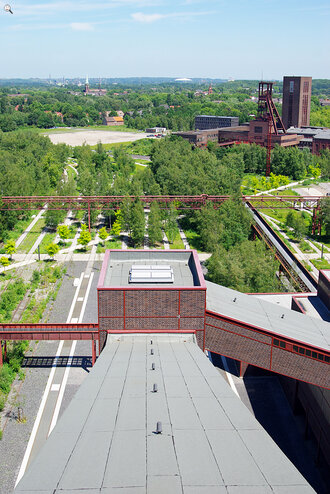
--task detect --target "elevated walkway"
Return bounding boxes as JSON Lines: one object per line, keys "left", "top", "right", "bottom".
{"left": 205, "top": 281, "right": 330, "bottom": 389}
{"left": 15, "top": 334, "right": 314, "bottom": 493}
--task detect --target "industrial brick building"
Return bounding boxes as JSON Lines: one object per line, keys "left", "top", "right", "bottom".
{"left": 282, "top": 76, "right": 312, "bottom": 128}
{"left": 195, "top": 115, "right": 239, "bottom": 130}
{"left": 286, "top": 126, "right": 330, "bottom": 153}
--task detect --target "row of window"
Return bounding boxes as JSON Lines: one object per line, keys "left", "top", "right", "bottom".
{"left": 273, "top": 338, "right": 330, "bottom": 363}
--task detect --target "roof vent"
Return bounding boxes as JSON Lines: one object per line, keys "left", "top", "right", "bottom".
{"left": 129, "top": 265, "right": 174, "bottom": 283}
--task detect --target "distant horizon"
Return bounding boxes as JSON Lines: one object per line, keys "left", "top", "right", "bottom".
{"left": 0, "top": 0, "right": 329, "bottom": 79}
{"left": 0, "top": 76, "right": 328, "bottom": 83}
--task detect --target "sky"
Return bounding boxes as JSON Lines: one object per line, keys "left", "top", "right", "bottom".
{"left": 0, "top": 0, "right": 329, "bottom": 80}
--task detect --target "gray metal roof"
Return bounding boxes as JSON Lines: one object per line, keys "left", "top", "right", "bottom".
{"left": 101, "top": 251, "right": 203, "bottom": 288}
{"left": 206, "top": 281, "right": 330, "bottom": 351}
{"left": 16, "top": 334, "right": 314, "bottom": 493}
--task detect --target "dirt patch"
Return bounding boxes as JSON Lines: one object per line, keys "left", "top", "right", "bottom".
{"left": 46, "top": 130, "right": 149, "bottom": 146}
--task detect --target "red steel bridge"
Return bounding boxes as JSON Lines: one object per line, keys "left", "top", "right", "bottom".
{"left": 0, "top": 194, "right": 324, "bottom": 233}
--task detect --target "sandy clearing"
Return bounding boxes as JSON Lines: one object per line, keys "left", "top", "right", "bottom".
{"left": 293, "top": 182, "right": 330, "bottom": 197}
{"left": 46, "top": 130, "right": 149, "bottom": 146}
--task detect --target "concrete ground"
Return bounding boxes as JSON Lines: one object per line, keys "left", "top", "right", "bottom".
{"left": 46, "top": 130, "right": 149, "bottom": 146}
{"left": 0, "top": 261, "right": 100, "bottom": 493}
{"left": 211, "top": 353, "right": 329, "bottom": 494}
{"left": 293, "top": 181, "right": 330, "bottom": 197}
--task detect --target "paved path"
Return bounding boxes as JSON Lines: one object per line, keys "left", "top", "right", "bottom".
{"left": 15, "top": 208, "right": 47, "bottom": 248}
{"left": 178, "top": 221, "right": 190, "bottom": 249}
{"left": 163, "top": 231, "right": 170, "bottom": 250}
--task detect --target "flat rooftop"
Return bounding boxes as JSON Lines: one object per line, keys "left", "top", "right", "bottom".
{"left": 206, "top": 281, "right": 330, "bottom": 352}
{"left": 98, "top": 250, "right": 205, "bottom": 288}
{"left": 15, "top": 334, "right": 314, "bottom": 493}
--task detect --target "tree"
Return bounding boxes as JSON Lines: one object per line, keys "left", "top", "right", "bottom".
{"left": 57, "top": 224, "right": 70, "bottom": 243}
{"left": 166, "top": 203, "right": 178, "bottom": 244}
{"left": 98, "top": 226, "right": 108, "bottom": 244}
{"left": 4, "top": 240, "right": 16, "bottom": 260}
{"left": 78, "top": 227, "right": 91, "bottom": 250}
{"left": 0, "top": 256, "right": 10, "bottom": 272}
{"left": 292, "top": 215, "right": 307, "bottom": 240}
{"left": 130, "top": 199, "right": 145, "bottom": 246}
{"left": 148, "top": 202, "right": 163, "bottom": 246}
{"left": 118, "top": 197, "right": 133, "bottom": 234}
{"left": 320, "top": 198, "right": 330, "bottom": 236}
{"left": 45, "top": 208, "right": 65, "bottom": 229}
{"left": 285, "top": 211, "right": 295, "bottom": 229}
{"left": 46, "top": 243, "right": 59, "bottom": 260}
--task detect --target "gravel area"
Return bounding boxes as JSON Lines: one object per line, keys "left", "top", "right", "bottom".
{"left": 0, "top": 260, "right": 101, "bottom": 492}
{"left": 46, "top": 130, "right": 149, "bottom": 146}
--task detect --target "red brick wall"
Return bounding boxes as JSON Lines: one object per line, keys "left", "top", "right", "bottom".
{"left": 205, "top": 311, "right": 330, "bottom": 389}
{"left": 271, "top": 347, "right": 330, "bottom": 389}
{"left": 98, "top": 288, "right": 205, "bottom": 333}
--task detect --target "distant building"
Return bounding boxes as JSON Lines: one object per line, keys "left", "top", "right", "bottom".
{"left": 286, "top": 126, "right": 330, "bottom": 154}
{"left": 116, "top": 110, "right": 125, "bottom": 117}
{"left": 103, "top": 116, "right": 124, "bottom": 126}
{"left": 84, "top": 76, "right": 107, "bottom": 97}
{"left": 320, "top": 99, "right": 330, "bottom": 107}
{"left": 145, "top": 127, "right": 166, "bottom": 134}
{"left": 173, "top": 129, "right": 220, "bottom": 146}
{"left": 282, "top": 76, "right": 312, "bottom": 128}
{"left": 195, "top": 115, "right": 239, "bottom": 130}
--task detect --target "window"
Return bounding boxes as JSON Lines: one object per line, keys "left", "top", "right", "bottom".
{"left": 274, "top": 339, "right": 279, "bottom": 346}
{"left": 290, "top": 81, "right": 294, "bottom": 93}
{"left": 312, "top": 351, "right": 317, "bottom": 359}
{"left": 305, "top": 349, "right": 311, "bottom": 357}
{"left": 293, "top": 345, "right": 298, "bottom": 352}
{"left": 298, "top": 347, "right": 305, "bottom": 355}
{"left": 254, "top": 126, "right": 263, "bottom": 133}
{"left": 318, "top": 354, "right": 324, "bottom": 361}
{"left": 280, "top": 341, "right": 286, "bottom": 349}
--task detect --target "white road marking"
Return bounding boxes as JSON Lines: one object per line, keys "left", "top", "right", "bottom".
{"left": 51, "top": 384, "right": 60, "bottom": 392}
{"left": 15, "top": 271, "right": 85, "bottom": 486}
{"left": 77, "top": 297, "right": 84, "bottom": 302}
{"left": 15, "top": 340, "right": 64, "bottom": 487}
{"left": 48, "top": 341, "right": 77, "bottom": 436}
{"left": 71, "top": 317, "right": 78, "bottom": 323}
{"left": 48, "top": 272, "right": 94, "bottom": 436}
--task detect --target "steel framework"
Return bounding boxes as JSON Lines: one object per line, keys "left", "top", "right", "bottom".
{"left": 0, "top": 194, "right": 323, "bottom": 234}
{"left": 257, "top": 82, "right": 287, "bottom": 177}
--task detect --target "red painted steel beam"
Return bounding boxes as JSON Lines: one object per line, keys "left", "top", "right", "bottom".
{"left": 0, "top": 195, "right": 322, "bottom": 212}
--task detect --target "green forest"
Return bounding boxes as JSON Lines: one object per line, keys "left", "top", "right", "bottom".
{"left": 0, "top": 79, "right": 329, "bottom": 132}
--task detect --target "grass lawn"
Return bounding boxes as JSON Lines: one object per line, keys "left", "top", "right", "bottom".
{"left": 310, "top": 258, "right": 330, "bottom": 270}
{"left": 309, "top": 239, "right": 330, "bottom": 253}
{"left": 183, "top": 229, "right": 203, "bottom": 252}
{"left": 18, "top": 218, "right": 46, "bottom": 253}
{"left": 261, "top": 209, "right": 288, "bottom": 223}
{"left": 135, "top": 164, "right": 147, "bottom": 173}
{"left": 66, "top": 166, "right": 78, "bottom": 181}
{"left": 165, "top": 229, "right": 184, "bottom": 249}
{"left": 299, "top": 240, "right": 316, "bottom": 254}
{"left": 96, "top": 238, "right": 122, "bottom": 253}
{"left": 36, "top": 231, "right": 57, "bottom": 254}
{"left": 0, "top": 213, "right": 37, "bottom": 249}
{"left": 271, "top": 189, "right": 299, "bottom": 196}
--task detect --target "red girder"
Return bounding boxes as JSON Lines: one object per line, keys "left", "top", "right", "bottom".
{"left": 0, "top": 195, "right": 322, "bottom": 211}
{"left": 0, "top": 323, "right": 98, "bottom": 341}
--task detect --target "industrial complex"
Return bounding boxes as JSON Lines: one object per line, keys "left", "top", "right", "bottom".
{"left": 175, "top": 77, "right": 330, "bottom": 159}
{"left": 6, "top": 247, "right": 330, "bottom": 493}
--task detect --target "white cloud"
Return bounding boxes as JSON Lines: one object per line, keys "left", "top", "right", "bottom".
{"left": 131, "top": 12, "right": 165, "bottom": 22}
{"left": 131, "top": 10, "right": 216, "bottom": 23}
{"left": 71, "top": 22, "right": 94, "bottom": 31}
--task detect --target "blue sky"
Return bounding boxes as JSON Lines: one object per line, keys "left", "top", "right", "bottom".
{"left": 0, "top": 0, "right": 329, "bottom": 79}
